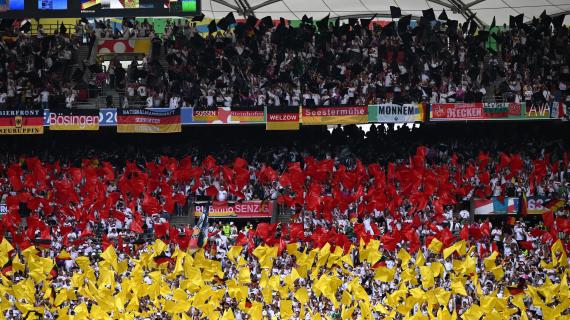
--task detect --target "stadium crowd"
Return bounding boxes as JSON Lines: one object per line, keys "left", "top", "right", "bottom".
{"left": 1, "top": 12, "right": 569, "bottom": 109}
{"left": 0, "top": 123, "right": 569, "bottom": 318}
{"left": 0, "top": 21, "right": 86, "bottom": 110}
{"left": 146, "top": 13, "right": 570, "bottom": 109}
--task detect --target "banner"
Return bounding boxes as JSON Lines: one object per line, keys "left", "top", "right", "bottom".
{"left": 0, "top": 109, "right": 44, "bottom": 135}
{"left": 471, "top": 197, "right": 520, "bottom": 215}
{"left": 194, "top": 201, "right": 273, "bottom": 218}
{"left": 432, "top": 102, "right": 562, "bottom": 121}
{"left": 482, "top": 102, "right": 524, "bottom": 119}
{"left": 430, "top": 103, "right": 484, "bottom": 121}
{"left": 98, "top": 108, "right": 118, "bottom": 126}
{"left": 97, "top": 39, "right": 151, "bottom": 55}
{"left": 525, "top": 197, "right": 566, "bottom": 215}
{"left": 524, "top": 103, "right": 553, "bottom": 119}
{"left": 192, "top": 107, "right": 265, "bottom": 124}
{"left": 301, "top": 106, "right": 368, "bottom": 125}
{"left": 117, "top": 109, "right": 181, "bottom": 133}
{"left": 369, "top": 103, "right": 425, "bottom": 123}
{"left": 48, "top": 109, "right": 100, "bottom": 131}
{"left": 266, "top": 106, "right": 300, "bottom": 130}
{"left": 0, "top": 204, "right": 6, "bottom": 215}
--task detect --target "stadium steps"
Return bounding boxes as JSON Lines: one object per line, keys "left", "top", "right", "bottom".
{"left": 157, "top": 55, "right": 169, "bottom": 71}
{"left": 69, "top": 44, "right": 93, "bottom": 82}
{"left": 482, "top": 54, "right": 505, "bottom": 102}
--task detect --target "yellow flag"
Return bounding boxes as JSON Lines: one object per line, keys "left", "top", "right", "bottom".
{"left": 451, "top": 279, "right": 468, "bottom": 296}
{"left": 252, "top": 245, "right": 277, "bottom": 269}
{"left": 364, "top": 240, "right": 382, "bottom": 265}
{"left": 397, "top": 248, "right": 412, "bottom": 266}
{"left": 374, "top": 266, "right": 396, "bottom": 282}
{"left": 58, "top": 249, "right": 71, "bottom": 260}
{"left": 54, "top": 290, "right": 68, "bottom": 307}
{"left": 443, "top": 245, "right": 456, "bottom": 259}
{"left": 484, "top": 251, "right": 499, "bottom": 270}
{"left": 153, "top": 239, "right": 167, "bottom": 255}
{"left": 280, "top": 300, "right": 293, "bottom": 320}
{"left": 286, "top": 243, "right": 299, "bottom": 255}
{"left": 0, "top": 238, "right": 13, "bottom": 254}
{"left": 433, "top": 288, "right": 451, "bottom": 306}
{"left": 221, "top": 308, "right": 236, "bottom": 320}
{"left": 341, "top": 290, "right": 352, "bottom": 306}
{"left": 227, "top": 246, "right": 243, "bottom": 262}
{"left": 238, "top": 267, "right": 251, "bottom": 284}
{"left": 437, "top": 308, "right": 452, "bottom": 320}
{"left": 428, "top": 238, "right": 443, "bottom": 254}
{"left": 341, "top": 253, "right": 354, "bottom": 267}
{"left": 100, "top": 245, "right": 119, "bottom": 271}
{"left": 341, "top": 305, "right": 355, "bottom": 319}
{"left": 294, "top": 288, "right": 309, "bottom": 304}
{"left": 419, "top": 266, "right": 435, "bottom": 289}
{"left": 490, "top": 265, "right": 504, "bottom": 281}
{"left": 415, "top": 250, "right": 425, "bottom": 267}
{"left": 317, "top": 243, "right": 331, "bottom": 267}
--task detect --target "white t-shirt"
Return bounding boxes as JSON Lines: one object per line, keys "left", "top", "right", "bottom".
{"left": 65, "top": 95, "right": 75, "bottom": 108}
{"left": 513, "top": 225, "right": 525, "bottom": 241}
{"left": 169, "top": 96, "right": 180, "bottom": 109}
{"left": 40, "top": 90, "right": 49, "bottom": 102}
{"left": 217, "top": 190, "right": 228, "bottom": 201}
{"left": 137, "top": 86, "right": 147, "bottom": 97}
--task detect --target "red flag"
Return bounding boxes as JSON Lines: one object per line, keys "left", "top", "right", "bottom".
{"left": 480, "top": 222, "right": 491, "bottom": 237}
{"left": 460, "top": 224, "right": 469, "bottom": 240}
{"left": 154, "top": 222, "right": 170, "bottom": 239}
{"left": 477, "top": 151, "right": 489, "bottom": 168}
{"left": 130, "top": 220, "right": 143, "bottom": 234}
{"left": 543, "top": 211, "right": 554, "bottom": 229}
{"left": 201, "top": 155, "right": 216, "bottom": 171}
{"left": 233, "top": 157, "right": 248, "bottom": 169}
{"left": 380, "top": 232, "right": 399, "bottom": 251}
{"left": 205, "top": 186, "right": 218, "bottom": 198}
{"left": 518, "top": 241, "right": 533, "bottom": 251}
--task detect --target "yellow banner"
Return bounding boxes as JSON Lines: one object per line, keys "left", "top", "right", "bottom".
{"left": 50, "top": 124, "right": 99, "bottom": 131}
{"left": 0, "top": 126, "right": 44, "bottom": 135}
{"left": 266, "top": 122, "right": 300, "bottom": 131}
{"left": 301, "top": 106, "right": 368, "bottom": 125}
{"left": 48, "top": 112, "right": 100, "bottom": 131}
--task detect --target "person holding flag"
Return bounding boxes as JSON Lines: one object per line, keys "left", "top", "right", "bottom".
{"left": 189, "top": 200, "right": 210, "bottom": 250}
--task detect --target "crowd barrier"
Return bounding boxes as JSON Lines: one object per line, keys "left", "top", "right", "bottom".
{"left": 0, "top": 102, "right": 567, "bottom": 135}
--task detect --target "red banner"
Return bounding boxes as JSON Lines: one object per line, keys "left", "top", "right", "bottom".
{"left": 431, "top": 103, "right": 484, "bottom": 121}
{"left": 193, "top": 201, "right": 273, "bottom": 218}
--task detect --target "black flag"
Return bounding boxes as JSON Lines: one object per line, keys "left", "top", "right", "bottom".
{"left": 390, "top": 6, "right": 402, "bottom": 19}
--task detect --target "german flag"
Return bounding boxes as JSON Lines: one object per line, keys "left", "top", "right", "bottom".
{"left": 0, "top": 109, "right": 44, "bottom": 135}
{"left": 266, "top": 106, "right": 300, "bottom": 130}
{"left": 117, "top": 109, "right": 181, "bottom": 133}
{"left": 153, "top": 254, "right": 175, "bottom": 265}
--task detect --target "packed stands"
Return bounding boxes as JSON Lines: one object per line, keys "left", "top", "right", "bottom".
{"left": 1, "top": 12, "right": 568, "bottom": 109}
{"left": 0, "top": 122, "right": 568, "bottom": 318}
{"left": 0, "top": 6, "right": 569, "bottom": 320}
